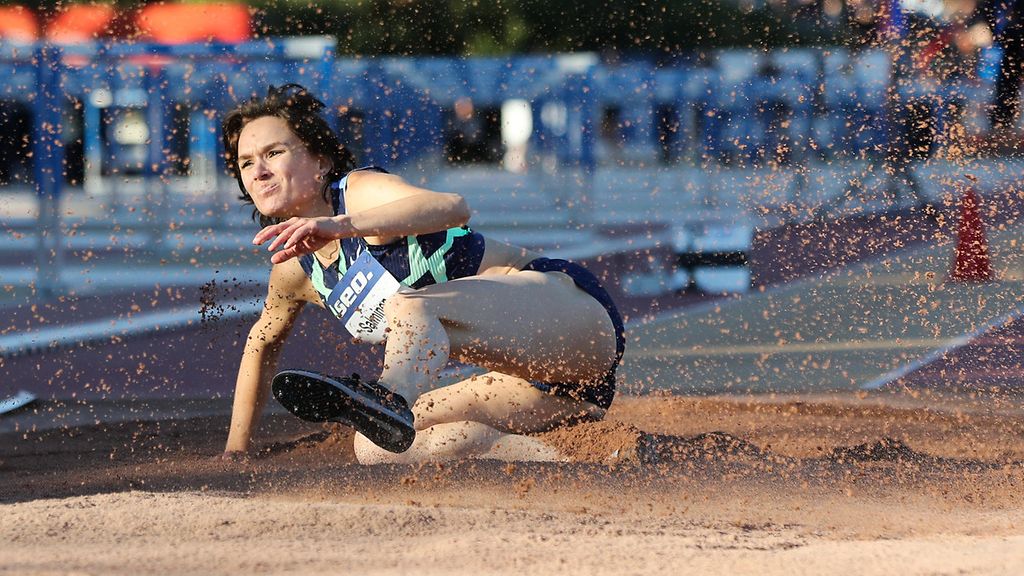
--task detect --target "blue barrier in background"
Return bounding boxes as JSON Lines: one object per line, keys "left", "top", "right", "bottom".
{"left": 0, "top": 39, "right": 994, "bottom": 199}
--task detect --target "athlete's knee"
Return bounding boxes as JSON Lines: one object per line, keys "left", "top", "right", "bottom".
{"left": 420, "top": 421, "right": 498, "bottom": 456}
{"left": 354, "top": 432, "right": 425, "bottom": 465}
{"left": 412, "top": 402, "right": 442, "bottom": 431}
{"left": 410, "top": 388, "right": 474, "bottom": 430}
{"left": 353, "top": 432, "right": 400, "bottom": 464}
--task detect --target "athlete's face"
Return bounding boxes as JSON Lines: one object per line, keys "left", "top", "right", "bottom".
{"left": 236, "top": 115, "right": 328, "bottom": 218}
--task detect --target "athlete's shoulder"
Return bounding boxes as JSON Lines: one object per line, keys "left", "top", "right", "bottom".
{"left": 345, "top": 166, "right": 397, "bottom": 189}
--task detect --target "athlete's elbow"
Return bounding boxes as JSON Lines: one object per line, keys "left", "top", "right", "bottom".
{"left": 449, "top": 194, "right": 471, "bottom": 225}
{"left": 244, "top": 326, "right": 287, "bottom": 357}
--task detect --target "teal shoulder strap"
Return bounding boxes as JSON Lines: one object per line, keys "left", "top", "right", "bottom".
{"left": 309, "top": 258, "right": 332, "bottom": 299}
{"left": 402, "top": 227, "right": 471, "bottom": 285}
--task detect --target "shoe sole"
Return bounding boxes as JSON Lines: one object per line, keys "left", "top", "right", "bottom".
{"left": 272, "top": 369, "right": 415, "bottom": 454}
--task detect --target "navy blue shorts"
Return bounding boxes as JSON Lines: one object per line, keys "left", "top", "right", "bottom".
{"left": 522, "top": 257, "right": 624, "bottom": 410}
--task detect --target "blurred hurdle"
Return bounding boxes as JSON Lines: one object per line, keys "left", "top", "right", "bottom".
{"left": 3, "top": 44, "right": 998, "bottom": 194}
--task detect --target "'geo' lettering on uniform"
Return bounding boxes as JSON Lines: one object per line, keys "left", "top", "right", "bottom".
{"left": 330, "top": 271, "right": 374, "bottom": 317}
{"left": 330, "top": 250, "right": 401, "bottom": 344}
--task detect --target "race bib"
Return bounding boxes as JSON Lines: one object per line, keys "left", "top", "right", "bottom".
{"left": 326, "top": 251, "right": 401, "bottom": 344}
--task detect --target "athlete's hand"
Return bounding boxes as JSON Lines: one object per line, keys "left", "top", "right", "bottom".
{"left": 216, "top": 450, "right": 250, "bottom": 463}
{"left": 253, "top": 216, "right": 353, "bottom": 264}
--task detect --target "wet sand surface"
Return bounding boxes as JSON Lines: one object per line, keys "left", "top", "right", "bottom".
{"left": 3, "top": 391, "right": 1023, "bottom": 575}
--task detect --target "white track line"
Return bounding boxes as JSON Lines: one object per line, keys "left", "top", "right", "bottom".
{"left": 859, "top": 303, "right": 1024, "bottom": 390}
{"left": 629, "top": 227, "right": 1024, "bottom": 391}
{"left": 0, "top": 299, "right": 264, "bottom": 358}
{"left": 631, "top": 337, "right": 947, "bottom": 358}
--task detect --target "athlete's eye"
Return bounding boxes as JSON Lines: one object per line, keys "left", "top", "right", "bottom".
{"left": 267, "top": 149, "right": 284, "bottom": 158}
{"left": 239, "top": 159, "right": 253, "bottom": 170}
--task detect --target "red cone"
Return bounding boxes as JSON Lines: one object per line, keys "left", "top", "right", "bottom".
{"left": 949, "top": 189, "right": 994, "bottom": 282}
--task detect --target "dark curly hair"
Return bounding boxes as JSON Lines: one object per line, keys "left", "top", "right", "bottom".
{"left": 222, "top": 84, "right": 356, "bottom": 228}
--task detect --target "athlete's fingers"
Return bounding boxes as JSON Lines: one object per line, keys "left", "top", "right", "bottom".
{"left": 270, "top": 245, "right": 298, "bottom": 264}
{"left": 268, "top": 233, "right": 328, "bottom": 264}
{"left": 286, "top": 218, "right": 339, "bottom": 249}
{"left": 253, "top": 223, "right": 287, "bottom": 246}
{"left": 267, "top": 219, "right": 309, "bottom": 252}
{"left": 252, "top": 227, "right": 275, "bottom": 245}
{"left": 271, "top": 218, "right": 332, "bottom": 252}
{"left": 270, "top": 243, "right": 309, "bottom": 264}
{"left": 252, "top": 218, "right": 297, "bottom": 245}
{"left": 266, "top": 231, "right": 289, "bottom": 252}
{"left": 299, "top": 236, "right": 321, "bottom": 253}
{"left": 283, "top": 223, "right": 316, "bottom": 249}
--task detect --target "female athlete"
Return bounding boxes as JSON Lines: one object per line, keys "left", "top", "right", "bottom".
{"left": 220, "top": 84, "right": 624, "bottom": 464}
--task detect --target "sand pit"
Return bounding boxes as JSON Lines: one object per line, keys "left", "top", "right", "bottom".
{"left": 3, "top": 391, "right": 1024, "bottom": 575}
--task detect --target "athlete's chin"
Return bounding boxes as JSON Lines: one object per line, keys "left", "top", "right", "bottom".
{"left": 252, "top": 187, "right": 320, "bottom": 219}
{"left": 253, "top": 199, "right": 293, "bottom": 219}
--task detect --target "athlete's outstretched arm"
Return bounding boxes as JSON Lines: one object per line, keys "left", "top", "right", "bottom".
{"left": 253, "top": 171, "right": 470, "bottom": 264}
{"left": 223, "top": 259, "right": 310, "bottom": 455}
